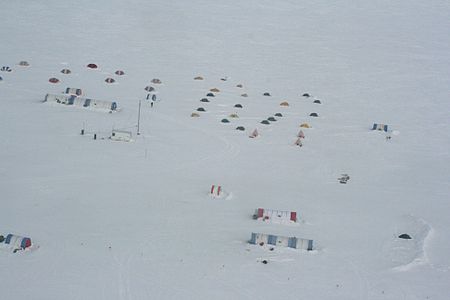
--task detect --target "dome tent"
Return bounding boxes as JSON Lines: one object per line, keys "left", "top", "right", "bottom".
{"left": 105, "top": 77, "right": 116, "bottom": 83}
{"left": 115, "top": 70, "right": 125, "bottom": 75}
{"left": 274, "top": 113, "right": 283, "bottom": 117}
{"left": 87, "top": 63, "right": 98, "bottom": 69}
{"left": 280, "top": 101, "right": 289, "bottom": 106}
{"left": 267, "top": 117, "right": 276, "bottom": 122}
{"left": 313, "top": 99, "right": 321, "bottom": 104}
{"left": 145, "top": 86, "right": 155, "bottom": 92}
{"left": 200, "top": 98, "right": 210, "bottom": 102}
{"left": 309, "top": 112, "right": 319, "bottom": 117}
{"left": 210, "top": 88, "right": 220, "bottom": 93}
{"left": 48, "top": 77, "right": 60, "bottom": 83}
{"left": 263, "top": 92, "right": 271, "bottom": 96}
{"left": 302, "top": 93, "right": 311, "bottom": 97}
{"left": 18, "top": 61, "right": 30, "bottom": 66}
{"left": 261, "top": 120, "right": 270, "bottom": 125}
{"left": 229, "top": 113, "right": 239, "bottom": 118}
{"left": 221, "top": 118, "right": 230, "bottom": 123}
{"left": 236, "top": 126, "right": 245, "bottom": 131}
{"left": 206, "top": 92, "right": 215, "bottom": 97}
{"left": 241, "top": 93, "right": 248, "bottom": 97}
{"left": 151, "top": 78, "right": 162, "bottom": 84}
{"left": 234, "top": 104, "right": 243, "bottom": 108}
{"left": 194, "top": 76, "right": 204, "bottom": 80}
{"left": 197, "top": 107, "right": 206, "bottom": 112}
{"left": 300, "top": 123, "right": 311, "bottom": 128}
{"left": 191, "top": 112, "right": 200, "bottom": 117}
{"left": 61, "top": 68, "right": 71, "bottom": 74}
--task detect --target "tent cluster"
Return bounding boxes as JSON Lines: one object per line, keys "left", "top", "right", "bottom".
{"left": 1, "top": 66, "right": 12, "bottom": 72}
{"left": 249, "top": 208, "right": 313, "bottom": 250}
{"left": 338, "top": 174, "right": 350, "bottom": 184}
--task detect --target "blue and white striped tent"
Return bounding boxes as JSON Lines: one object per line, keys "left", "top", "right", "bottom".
{"left": 45, "top": 94, "right": 118, "bottom": 112}
{"left": 249, "top": 233, "right": 313, "bottom": 250}
{"left": 372, "top": 123, "right": 389, "bottom": 132}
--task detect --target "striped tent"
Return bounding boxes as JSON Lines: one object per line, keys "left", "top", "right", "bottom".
{"left": 61, "top": 68, "right": 71, "bottom": 74}
{"left": 254, "top": 208, "right": 297, "bottom": 223}
{"left": 115, "top": 70, "right": 125, "bottom": 75}
{"left": 249, "top": 233, "right": 313, "bottom": 250}
{"left": 4, "top": 234, "right": 32, "bottom": 250}
{"left": 105, "top": 77, "right": 115, "bottom": 83}
{"left": 372, "top": 123, "right": 389, "bottom": 132}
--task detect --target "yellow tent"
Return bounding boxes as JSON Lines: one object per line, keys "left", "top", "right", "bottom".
{"left": 191, "top": 112, "right": 200, "bottom": 117}
{"left": 194, "top": 76, "right": 204, "bottom": 80}
{"left": 280, "top": 101, "right": 289, "bottom": 106}
{"left": 210, "top": 88, "right": 220, "bottom": 93}
{"left": 300, "top": 123, "right": 311, "bottom": 128}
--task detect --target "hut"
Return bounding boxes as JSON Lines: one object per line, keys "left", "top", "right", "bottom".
{"left": 3, "top": 234, "right": 32, "bottom": 251}
{"left": 45, "top": 94, "right": 118, "bottom": 112}
{"left": 249, "top": 233, "right": 313, "bottom": 250}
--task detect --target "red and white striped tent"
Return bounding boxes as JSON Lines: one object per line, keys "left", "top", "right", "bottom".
{"left": 254, "top": 208, "right": 298, "bottom": 223}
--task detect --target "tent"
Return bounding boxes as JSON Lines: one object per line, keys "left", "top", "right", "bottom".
{"left": 310, "top": 112, "right": 319, "bottom": 117}
{"left": 302, "top": 93, "right": 311, "bottom": 97}
{"left": 197, "top": 107, "right": 206, "bottom": 112}
{"left": 65, "top": 87, "right": 83, "bottom": 96}
{"left": 87, "top": 63, "right": 98, "bottom": 69}
{"left": 236, "top": 126, "right": 245, "bottom": 131}
{"left": 313, "top": 99, "right": 321, "bottom": 104}
{"left": 274, "top": 113, "right": 283, "bottom": 117}
{"left": 61, "top": 68, "right": 71, "bottom": 74}
{"left": 45, "top": 94, "right": 118, "bottom": 112}
{"left": 280, "top": 101, "right": 289, "bottom": 106}
{"left": 200, "top": 98, "right": 210, "bottom": 102}
{"left": 372, "top": 123, "right": 389, "bottom": 132}
{"left": 110, "top": 130, "right": 132, "bottom": 142}
{"left": 297, "top": 130, "right": 305, "bottom": 138}
{"left": 229, "top": 113, "right": 239, "bottom": 118}
{"left": 249, "top": 233, "right": 313, "bottom": 250}
{"left": 194, "top": 76, "right": 204, "bottom": 80}
{"left": 253, "top": 208, "right": 298, "bottom": 223}
{"left": 236, "top": 84, "right": 243, "bottom": 88}
{"left": 210, "top": 88, "right": 220, "bottom": 93}
{"left": 295, "top": 137, "right": 303, "bottom": 147}
{"left": 145, "top": 86, "right": 155, "bottom": 92}
{"left": 105, "top": 77, "right": 115, "bottom": 83}
{"left": 3, "top": 234, "right": 32, "bottom": 251}
{"left": 206, "top": 92, "right": 215, "bottom": 97}
{"left": 261, "top": 120, "right": 270, "bottom": 125}
{"left": 48, "top": 77, "right": 60, "bottom": 83}
{"left": 249, "top": 129, "right": 259, "bottom": 138}
{"left": 115, "top": 70, "right": 125, "bottom": 75}
{"left": 241, "top": 93, "right": 248, "bottom": 97}
{"left": 151, "top": 78, "right": 162, "bottom": 84}
{"left": 221, "top": 118, "right": 230, "bottom": 123}
{"left": 1, "top": 66, "right": 12, "bottom": 72}
{"left": 18, "top": 61, "right": 30, "bottom": 66}
{"left": 263, "top": 92, "right": 271, "bottom": 96}
{"left": 0, "top": 76, "right": 2, "bottom": 81}
{"left": 267, "top": 117, "right": 276, "bottom": 121}
{"left": 191, "top": 112, "right": 200, "bottom": 117}
{"left": 300, "top": 123, "right": 311, "bottom": 128}
{"left": 234, "top": 104, "right": 243, "bottom": 108}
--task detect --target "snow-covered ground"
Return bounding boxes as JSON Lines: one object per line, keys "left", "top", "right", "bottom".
{"left": 1, "top": 0, "right": 450, "bottom": 299}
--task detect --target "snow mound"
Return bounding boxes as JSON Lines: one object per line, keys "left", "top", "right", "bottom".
{"left": 382, "top": 215, "right": 432, "bottom": 271}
